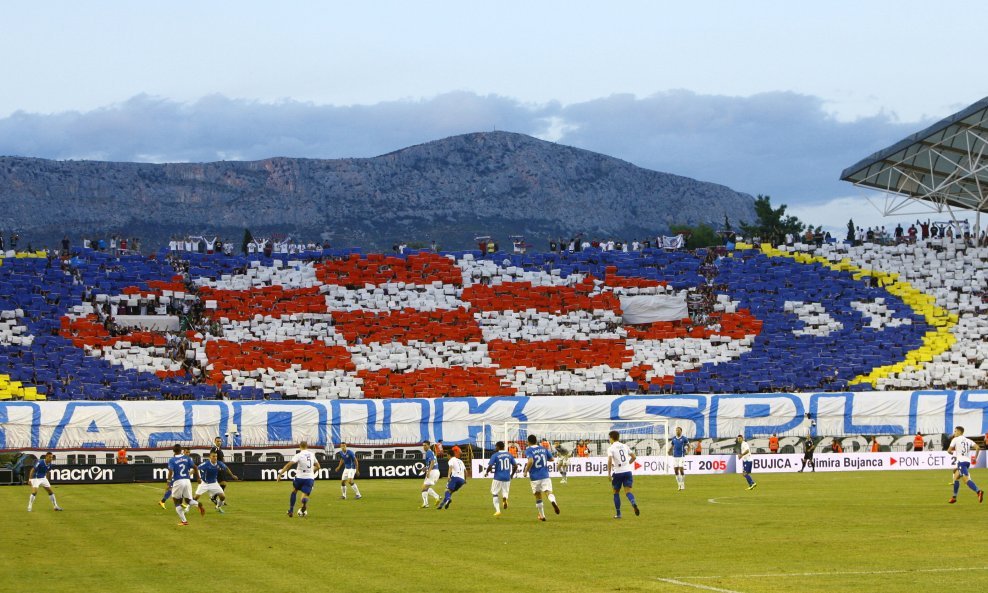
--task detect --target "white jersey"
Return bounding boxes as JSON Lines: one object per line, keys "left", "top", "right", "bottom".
{"left": 292, "top": 450, "right": 318, "bottom": 478}
{"left": 448, "top": 457, "right": 466, "bottom": 479}
{"left": 949, "top": 436, "right": 976, "bottom": 462}
{"left": 739, "top": 440, "right": 752, "bottom": 462}
{"left": 607, "top": 441, "right": 634, "bottom": 474}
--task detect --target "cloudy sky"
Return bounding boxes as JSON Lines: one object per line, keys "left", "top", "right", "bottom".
{"left": 2, "top": 1, "right": 986, "bottom": 233}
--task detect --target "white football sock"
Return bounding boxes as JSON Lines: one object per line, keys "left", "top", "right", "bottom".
{"left": 351, "top": 484, "right": 361, "bottom": 497}
{"left": 492, "top": 496, "right": 500, "bottom": 512}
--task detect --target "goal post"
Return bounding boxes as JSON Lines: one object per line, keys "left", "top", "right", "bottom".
{"left": 496, "top": 419, "right": 672, "bottom": 478}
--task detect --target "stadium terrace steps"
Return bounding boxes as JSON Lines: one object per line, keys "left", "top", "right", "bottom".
{"left": 0, "top": 241, "right": 983, "bottom": 401}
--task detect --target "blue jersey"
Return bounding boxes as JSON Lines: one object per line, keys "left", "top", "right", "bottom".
{"left": 168, "top": 455, "right": 195, "bottom": 481}
{"left": 338, "top": 449, "right": 357, "bottom": 469}
{"left": 197, "top": 460, "right": 228, "bottom": 484}
{"left": 33, "top": 459, "right": 52, "bottom": 479}
{"left": 487, "top": 451, "right": 517, "bottom": 481}
{"left": 525, "top": 445, "right": 553, "bottom": 480}
{"left": 670, "top": 435, "right": 690, "bottom": 458}
{"left": 424, "top": 450, "right": 437, "bottom": 471}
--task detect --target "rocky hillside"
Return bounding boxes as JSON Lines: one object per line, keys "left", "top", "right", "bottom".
{"left": 0, "top": 131, "right": 755, "bottom": 250}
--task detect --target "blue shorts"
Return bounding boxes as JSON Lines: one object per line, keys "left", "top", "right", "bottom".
{"left": 447, "top": 477, "right": 466, "bottom": 492}
{"left": 611, "top": 471, "right": 633, "bottom": 490}
{"left": 956, "top": 462, "right": 971, "bottom": 477}
{"left": 292, "top": 477, "right": 315, "bottom": 494}
{"left": 742, "top": 461, "right": 753, "bottom": 474}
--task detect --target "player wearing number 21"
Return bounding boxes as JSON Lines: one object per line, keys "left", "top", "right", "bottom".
{"left": 524, "top": 434, "right": 560, "bottom": 521}
{"left": 607, "top": 431, "right": 640, "bottom": 519}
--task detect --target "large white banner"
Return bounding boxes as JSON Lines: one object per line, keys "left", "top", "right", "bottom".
{"left": 1, "top": 389, "right": 986, "bottom": 449}
{"left": 745, "top": 451, "right": 984, "bottom": 473}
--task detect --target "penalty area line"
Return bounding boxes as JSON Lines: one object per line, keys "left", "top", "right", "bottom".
{"left": 654, "top": 578, "right": 744, "bottom": 593}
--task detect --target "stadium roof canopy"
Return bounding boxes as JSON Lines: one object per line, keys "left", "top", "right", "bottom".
{"left": 840, "top": 96, "right": 988, "bottom": 218}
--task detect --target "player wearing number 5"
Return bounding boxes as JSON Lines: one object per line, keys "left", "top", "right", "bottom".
{"left": 607, "top": 431, "right": 640, "bottom": 519}
{"left": 276, "top": 441, "right": 320, "bottom": 518}
{"left": 484, "top": 441, "right": 518, "bottom": 516}
{"left": 738, "top": 435, "right": 756, "bottom": 490}
{"left": 947, "top": 426, "right": 983, "bottom": 504}
{"left": 524, "top": 434, "right": 560, "bottom": 521}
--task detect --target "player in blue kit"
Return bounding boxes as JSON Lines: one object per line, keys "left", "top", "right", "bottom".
{"left": 166, "top": 444, "right": 199, "bottom": 526}
{"left": 420, "top": 441, "right": 441, "bottom": 508}
{"left": 524, "top": 434, "right": 560, "bottom": 521}
{"left": 334, "top": 443, "right": 362, "bottom": 500}
{"left": 607, "top": 431, "right": 639, "bottom": 519}
{"left": 27, "top": 452, "right": 62, "bottom": 512}
{"left": 159, "top": 445, "right": 192, "bottom": 509}
{"left": 194, "top": 451, "right": 239, "bottom": 514}
{"left": 484, "top": 441, "right": 518, "bottom": 516}
{"left": 277, "top": 441, "right": 321, "bottom": 517}
{"left": 437, "top": 448, "right": 467, "bottom": 510}
{"left": 668, "top": 427, "right": 690, "bottom": 491}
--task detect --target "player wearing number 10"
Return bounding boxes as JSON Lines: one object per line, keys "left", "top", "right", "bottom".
{"left": 484, "top": 441, "right": 518, "bottom": 516}
{"left": 524, "top": 434, "right": 560, "bottom": 521}
{"left": 607, "top": 431, "right": 639, "bottom": 519}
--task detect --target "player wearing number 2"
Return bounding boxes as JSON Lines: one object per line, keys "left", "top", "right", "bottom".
{"left": 947, "top": 426, "right": 983, "bottom": 504}
{"left": 607, "top": 431, "right": 640, "bottom": 519}
{"left": 524, "top": 434, "right": 560, "bottom": 521}
{"left": 484, "top": 441, "right": 518, "bottom": 516}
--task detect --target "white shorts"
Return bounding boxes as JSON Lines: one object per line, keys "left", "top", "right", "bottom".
{"left": 423, "top": 469, "right": 441, "bottom": 486}
{"left": 30, "top": 478, "right": 51, "bottom": 489}
{"left": 194, "top": 482, "right": 224, "bottom": 497}
{"left": 530, "top": 478, "right": 553, "bottom": 494}
{"left": 171, "top": 479, "right": 193, "bottom": 500}
{"left": 557, "top": 456, "right": 570, "bottom": 468}
{"left": 490, "top": 480, "right": 511, "bottom": 497}
{"left": 673, "top": 458, "right": 685, "bottom": 469}
{"left": 341, "top": 468, "right": 356, "bottom": 481}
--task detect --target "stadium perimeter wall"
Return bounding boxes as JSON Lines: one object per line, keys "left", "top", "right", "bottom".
{"left": 1, "top": 390, "right": 986, "bottom": 450}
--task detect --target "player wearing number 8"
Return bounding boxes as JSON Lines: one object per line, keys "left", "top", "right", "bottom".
{"left": 524, "top": 434, "right": 560, "bottom": 521}
{"left": 484, "top": 441, "right": 518, "bottom": 516}
{"left": 607, "top": 431, "right": 639, "bottom": 519}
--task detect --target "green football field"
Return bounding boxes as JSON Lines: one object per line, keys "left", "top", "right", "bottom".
{"left": 2, "top": 471, "right": 987, "bottom": 593}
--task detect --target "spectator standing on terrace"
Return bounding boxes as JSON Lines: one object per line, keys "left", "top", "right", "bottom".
{"left": 116, "top": 448, "right": 128, "bottom": 464}
{"left": 830, "top": 440, "right": 843, "bottom": 453}
{"left": 768, "top": 433, "right": 779, "bottom": 454}
{"left": 870, "top": 437, "right": 880, "bottom": 453}
{"left": 913, "top": 432, "right": 924, "bottom": 451}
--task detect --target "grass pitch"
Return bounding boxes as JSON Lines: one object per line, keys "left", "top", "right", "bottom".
{"left": 2, "top": 470, "right": 987, "bottom": 593}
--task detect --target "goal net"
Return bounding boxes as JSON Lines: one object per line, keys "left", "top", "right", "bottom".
{"left": 498, "top": 419, "right": 671, "bottom": 478}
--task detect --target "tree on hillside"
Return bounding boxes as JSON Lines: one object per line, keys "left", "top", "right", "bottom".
{"left": 670, "top": 224, "right": 721, "bottom": 249}
{"left": 739, "top": 195, "right": 806, "bottom": 244}
{"left": 241, "top": 228, "right": 253, "bottom": 255}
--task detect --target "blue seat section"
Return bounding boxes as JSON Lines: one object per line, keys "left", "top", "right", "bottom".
{"left": 0, "top": 247, "right": 932, "bottom": 400}
{"left": 669, "top": 250, "right": 929, "bottom": 393}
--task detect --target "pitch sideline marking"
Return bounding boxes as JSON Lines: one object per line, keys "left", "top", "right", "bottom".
{"left": 678, "top": 565, "right": 988, "bottom": 580}
{"left": 654, "top": 578, "right": 744, "bottom": 593}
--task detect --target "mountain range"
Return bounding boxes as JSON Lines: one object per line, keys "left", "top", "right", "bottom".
{"left": 0, "top": 131, "right": 755, "bottom": 250}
